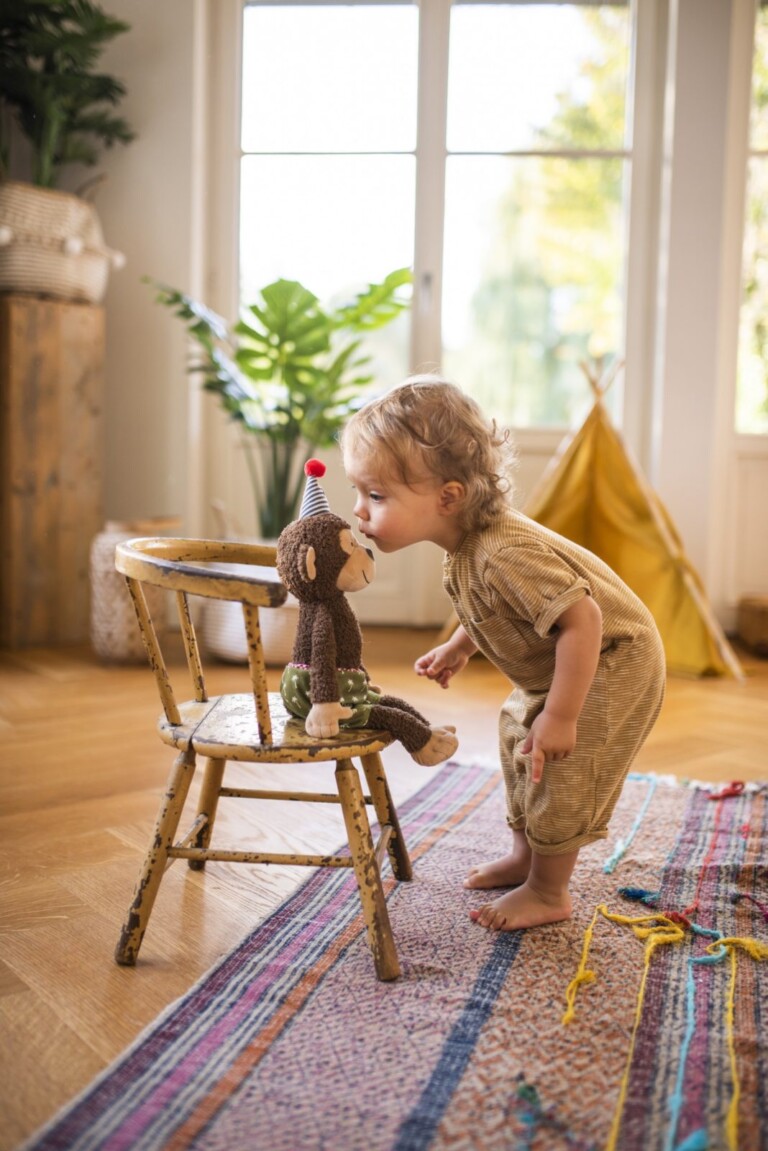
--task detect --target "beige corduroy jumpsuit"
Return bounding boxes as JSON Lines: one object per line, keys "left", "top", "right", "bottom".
{"left": 443, "top": 510, "right": 666, "bottom": 855}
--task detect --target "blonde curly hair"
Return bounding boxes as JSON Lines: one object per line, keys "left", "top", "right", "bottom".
{"left": 341, "top": 375, "right": 516, "bottom": 531}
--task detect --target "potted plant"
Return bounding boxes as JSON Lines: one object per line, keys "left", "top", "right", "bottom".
{"left": 152, "top": 270, "right": 412, "bottom": 661}
{"left": 152, "top": 271, "right": 412, "bottom": 537}
{"left": 0, "top": 0, "right": 135, "bottom": 302}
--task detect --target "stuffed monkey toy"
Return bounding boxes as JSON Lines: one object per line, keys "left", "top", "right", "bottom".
{"left": 276, "top": 460, "right": 459, "bottom": 767}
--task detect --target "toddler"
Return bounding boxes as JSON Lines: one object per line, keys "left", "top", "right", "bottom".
{"left": 341, "top": 376, "right": 666, "bottom": 932}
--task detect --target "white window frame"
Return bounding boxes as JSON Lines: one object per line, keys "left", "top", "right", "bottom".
{"left": 232, "top": 0, "right": 658, "bottom": 460}
{"left": 417, "top": 1, "right": 659, "bottom": 459}
{"left": 196, "top": 0, "right": 763, "bottom": 627}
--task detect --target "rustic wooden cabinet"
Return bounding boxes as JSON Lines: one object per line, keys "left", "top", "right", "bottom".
{"left": 0, "top": 294, "right": 105, "bottom": 646}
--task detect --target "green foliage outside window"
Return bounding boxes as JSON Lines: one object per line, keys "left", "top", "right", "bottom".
{"left": 445, "top": 8, "right": 628, "bottom": 429}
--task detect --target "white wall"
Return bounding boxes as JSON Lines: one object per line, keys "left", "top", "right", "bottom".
{"left": 649, "top": 0, "right": 768, "bottom": 626}
{"left": 651, "top": 0, "right": 741, "bottom": 620}
{"left": 60, "top": 0, "right": 200, "bottom": 528}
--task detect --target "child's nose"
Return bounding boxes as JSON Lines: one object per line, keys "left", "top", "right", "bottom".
{"left": 353, "top": 497, "right": 367, "bottom": 519}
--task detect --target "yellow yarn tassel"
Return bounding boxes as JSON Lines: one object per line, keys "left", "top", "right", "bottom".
{"left": 705, "top": 934, "right": 768, "bottom": 1151}
{"left": 562, "top": 905, "right": 601, "bottom": 1025}
{"left": 707, "top": 935, "right": 768, "bottom": 962}
{"left": 604, "top": 915, "right": 687, "bottom": 1151}
{"left": 601, "top": 908, "right": 687, "bottom": 947}
{"left": 562, "top": 905, "right": 689, "bottom": 1151}
{"left": 563, "top": 911, "right": 768, "bottom": 1151}
{"left": 562, "top": 906, "right": 687, "bottom": 1026}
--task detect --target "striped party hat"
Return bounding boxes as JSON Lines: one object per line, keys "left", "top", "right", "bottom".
{"left": 299, "top": 459, "right": 331, "bottom": 518}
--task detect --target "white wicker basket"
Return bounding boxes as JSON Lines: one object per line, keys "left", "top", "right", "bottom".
{"left": 199, "top": 564, "right": 300, "bottom": 667}
{"left": 0, "top": 181, "right": 124, "bottom": 304}
{"left": 90, "top": 520, "right": 178, "bottom": 663}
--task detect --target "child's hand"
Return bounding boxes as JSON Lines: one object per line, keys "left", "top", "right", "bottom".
{"left": 414, "top": 643, "right": 469, "bottom": 689}
{"left": 520, "top": 712, "right": 577, "bottom": 783}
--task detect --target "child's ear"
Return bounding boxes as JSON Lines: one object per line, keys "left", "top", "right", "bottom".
{"left": 439, "top": 481, "right": 465, "bottom": 515}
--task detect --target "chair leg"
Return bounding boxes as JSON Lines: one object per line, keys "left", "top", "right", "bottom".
{"left": 188, "top": 757, "right": 226, "bottom": 870}
{"left": 115, "top": 748, "right": 197, "bottom": 966}
{"left": 335, "top": 758, "right": 400, "bottom": 981}
{"left": 360, "top": 752, "right": 413, "bottom": 881}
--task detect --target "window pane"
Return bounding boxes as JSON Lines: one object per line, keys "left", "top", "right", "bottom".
{"left": 242, "top": 5, "right": 418, "bottom": 153}
{"left": 736, "top": 161, "right": 768, "bottom": 434}
{"left": 447, "top": 3, "right": 630, "bottom": 153}
{"left": 241, "top": 154, "right": 415, "bottom": 296}
{"left": 443, "top": 4, "right": 629, "bottom": 428}
{"left": 442, "top": 156, "right": 625, "bottom": 428}
{"left": 240, "top": 154, "right": 414, "bottom": 382}
{"left": 736, "top": 9, "right": 768, "bottom": 434}
{"left": 749, "top": 7, "right": 768, "bottom": 150}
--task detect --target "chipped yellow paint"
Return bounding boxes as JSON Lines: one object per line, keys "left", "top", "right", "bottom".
{"left": 176, "top": 590, "right": 207, "bottom": 703}
{"left": 335, "top": 758, "right": 401, "bottom": 981}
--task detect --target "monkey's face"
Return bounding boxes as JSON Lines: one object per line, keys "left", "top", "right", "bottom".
{"left": 336, "top": 528, "right": 376, "bottom": 593}
{"left": 276, "top": 514, "right": 376, "bottom": 601}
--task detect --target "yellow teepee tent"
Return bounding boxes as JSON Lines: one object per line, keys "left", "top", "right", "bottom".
{"left": 524, "top": 363, "right": 743, "bottom": 679}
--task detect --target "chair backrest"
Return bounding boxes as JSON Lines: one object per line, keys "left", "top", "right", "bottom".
{"left": 115, "top": 537, "right": 287, "bottom": 743}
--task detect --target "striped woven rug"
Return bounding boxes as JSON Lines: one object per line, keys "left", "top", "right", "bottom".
{"left": 23, "top": 763, "right": 767, "bottom": 1151}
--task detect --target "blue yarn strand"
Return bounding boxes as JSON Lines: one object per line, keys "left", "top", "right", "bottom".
{"left": 675, "top": 1130, "right": 709, "bottom": 1151}
{"left": 618, "top": 886, "right": 661, "bottom": 907}
{"left": 666, "top": 926, "right": 723, "bottom": 1150}
{"left": 603, "top": 775, "right": 658, "bottom": 873}
{"left": 666, "top": 958, "right": 699, "bottom": 1151}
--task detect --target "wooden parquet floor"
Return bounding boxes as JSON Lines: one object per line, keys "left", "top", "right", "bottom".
{"left": 0, "top": 630, "right": 766, "bottom": 1149}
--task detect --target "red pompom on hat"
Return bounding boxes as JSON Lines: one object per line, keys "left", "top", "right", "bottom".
{"left": 299, "top": 458, "right": 331, "bottom": 518}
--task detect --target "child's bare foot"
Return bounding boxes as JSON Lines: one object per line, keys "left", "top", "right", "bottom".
{"left": 411, "top": 726, "right": 459, "bottom": 766}
{"left": 464, "top": 850, "right": 531, "bottom": 890}
{"left": 469, "top": 881, "right": 573, "bottom": 932}
{"left": 465, "top": 829, "right": 532, "bottom": 889}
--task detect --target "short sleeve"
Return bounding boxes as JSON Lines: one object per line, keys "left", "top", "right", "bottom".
{"left": 485, "top": 545, "right": 590, "bottom": 638}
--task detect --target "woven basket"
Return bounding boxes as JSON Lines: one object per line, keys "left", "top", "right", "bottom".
{"left": 0, "top": 181, "right": 124, "bottom": 304}
{"left": 90, "top": 518, "right": 180, "bottom": 663}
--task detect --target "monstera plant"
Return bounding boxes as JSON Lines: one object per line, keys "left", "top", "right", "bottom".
{"left": 152, "top": 270, "right": 412, "bottom": 539}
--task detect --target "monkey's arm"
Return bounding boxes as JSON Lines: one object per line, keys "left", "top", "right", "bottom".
{"left": 307, "top": 604, "right": 338, "bottom": 702}
{"left": 305, "top": 603, "right": 353, "bottom": 737}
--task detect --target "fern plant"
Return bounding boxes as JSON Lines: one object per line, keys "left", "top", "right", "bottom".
{"left": 152, "top": 271, "right": 412, "bottom": 538}
{"left": 0, "top": 0, "right": 134, "bottom": 188}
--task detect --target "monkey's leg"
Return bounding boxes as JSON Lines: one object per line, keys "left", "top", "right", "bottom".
{"left": 375, "top": 693, "right": 430, "bottom": 725}
{"left": 367, "top": 706, "right": 458, "bottom": 766}
{"left": 367, "top": 705, "right": 431, "bottom": 753}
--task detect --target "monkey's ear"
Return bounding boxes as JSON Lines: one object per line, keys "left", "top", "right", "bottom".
{"left": 303, "top": 544, "right": 317, "bottom": 581}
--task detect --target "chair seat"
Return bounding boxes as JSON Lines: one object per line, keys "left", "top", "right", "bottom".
{"left": 158, "top": 692, "right": 394, "bottom": 762}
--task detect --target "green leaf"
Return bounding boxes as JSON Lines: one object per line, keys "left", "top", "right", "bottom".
{"left": 148, "top": 269, "right": 412, "bottom": 533}
{"left": 332, "top": 267, "right": 413, "bottom": 331}
{"left": 251, "top": 280, "right": 334, "bottom": 354}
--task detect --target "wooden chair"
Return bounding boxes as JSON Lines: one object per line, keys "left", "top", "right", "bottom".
{"left": 113, "top": 537, "right": 412, "bottom": 981}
